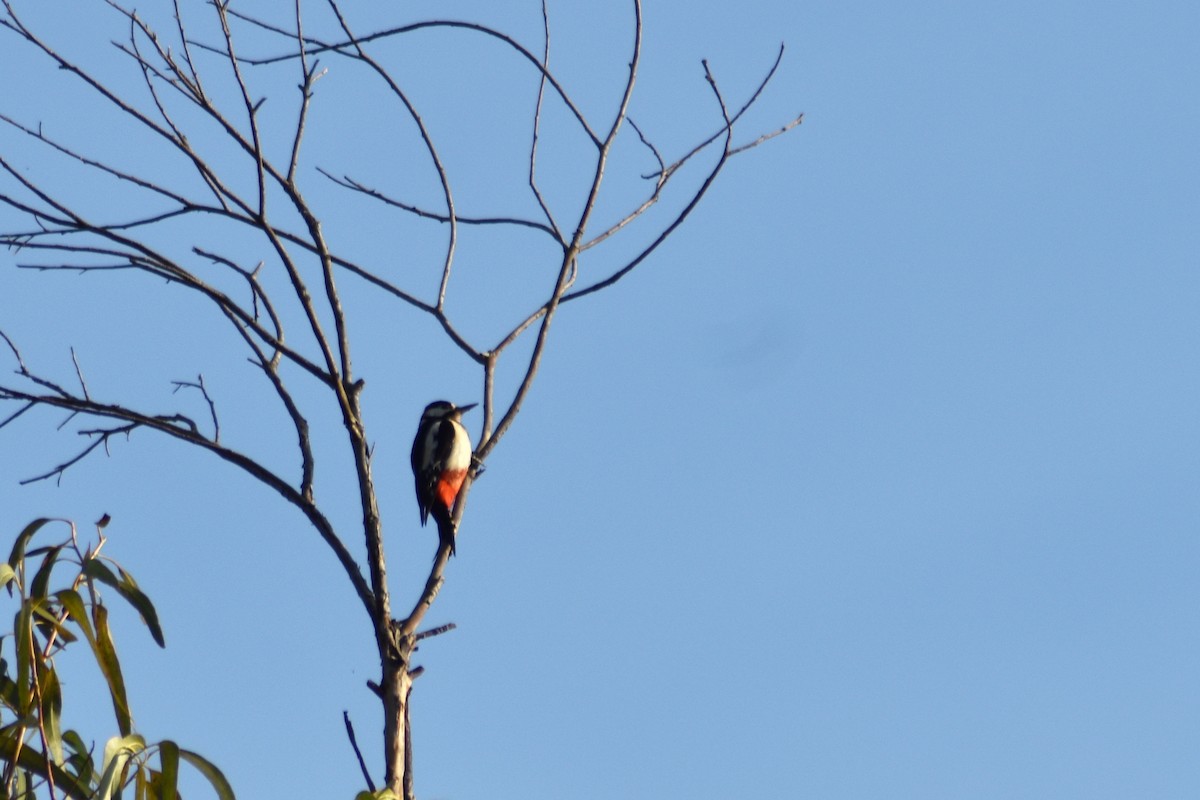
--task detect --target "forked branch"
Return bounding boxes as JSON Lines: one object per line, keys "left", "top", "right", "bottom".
{"left": 0, "top": 2, "right": 801, "bottom": 798}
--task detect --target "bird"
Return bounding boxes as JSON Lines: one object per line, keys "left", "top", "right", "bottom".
{"left": 410, "top": 400, "right": 477, "bottom": 555}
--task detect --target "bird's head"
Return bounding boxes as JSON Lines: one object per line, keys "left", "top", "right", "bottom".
{"left": 421, "top": 400, "right": 477, "bottom": 421}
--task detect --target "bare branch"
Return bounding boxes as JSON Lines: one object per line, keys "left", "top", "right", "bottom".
{"left": 209, "top": 11, "right": 602, "bottom": 147}
{"left": 0, "top": 111, "right": 194, "bottom": 208}
{"left": 563, "top": 57, "right": 739, "bottom": 303}
{"left": 0, "top": 400, "right": 35, "bottom": 430}
{"left": 581, "top": 45, "right": 797, "bottom": 253}
{"left": 343, "top": 711, "right": 376, "bottom": 794}
{"left": 479, "top": 35, "right": 799, "bottom": 390}
{"left": 396, "top": 533, "right": 453, "bottom": 639}
{"left": 212, "top": 2, "right": 269, "bottom": 217}
{"left": 317, "top": 168, "right": 558, "bottom": 240}
{"left": 0, "top": 146, "right": 433, "bottom": 321}
{"left": 478, "top": 0, "right": 643, "bottom": 462}
{"left": 58, "top": 1, "right": 361, "bottom": 396}
{"left": 644, "top": 43, "right": 789, "bottom": 181}
{"left": 171, "top": 0, "right": 207, "bottom": 103}
{"left": 9, "top": 0, "right": 249, "bottom": 213}
{"left": 0, "top": 178, "right": 335, "bottom": 386}
{"left": 628, "top": 117, "right": 666, "bottom": 178}
{"left": 0, "top": 369, "right": 374, "bottom": 613}
{"left": 481, "top": 352, "right": 497, "bottom": 448}
{"left": 223, "top": 3, "right": 352, "bottom": 393}
{"left": 68, "top": 348, "right": 90, "bottom": 402}
{"left": 253, "top": 348, "right": 317, "bottom": 502}
{"left": 414, "top": 622, "right": 456, "bottom": 642}
{"left": 0, "top": 329, "right": 27, "bottom": 371}
{"left": 0, "top": 3, "right": 801, "bottom": 797}
{"left": 318, "top": 0, "right": 489, "bottom": 377}
{"left": 171, "top": 374, "right": 220, "bottom": 442}
{"left": 730, "top": 112, "right": 805, "bottom": 156}
{"left": 322, "top": 2, "right": 460, "bottom": 317}
{"left": 527, "top": 0, "right": 564, "bottom": 243}
{"left": 19, "top": 422, "right": 136, "bottom": 486}
{"left": 287, "top": 23, "right": 326, "bottom": 186}
{"left": 122, "top": 10, "right": 198, "bottom": 155}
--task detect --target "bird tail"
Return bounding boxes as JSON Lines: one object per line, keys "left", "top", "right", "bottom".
{"left": 432, "top": 507, "right": 457, "bottom": 557}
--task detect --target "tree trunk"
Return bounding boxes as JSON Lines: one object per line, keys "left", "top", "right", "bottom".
{"left": 382, "top": 638, "right": 415, "bottom": 798}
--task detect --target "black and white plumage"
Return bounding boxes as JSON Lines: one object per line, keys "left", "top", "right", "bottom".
{"left": 410, "top": 400, "right": 476, "bottom": 555}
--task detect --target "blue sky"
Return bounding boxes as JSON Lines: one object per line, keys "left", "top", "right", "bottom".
{"left": 1, "top": 1, "right": 1198, "bottom": 798}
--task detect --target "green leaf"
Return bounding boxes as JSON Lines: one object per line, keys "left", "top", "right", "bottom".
{"left": 63, "top": 728, "right": 95, "bottom": 787}
{"left": 179, "top": 749, "right": 236, "bottom": 800}
{"left": 83, "top": 560, "right": 166, "bottom": 648}
{"left": 62, "top": 729, "right": 88, "bottom": 753}
{"left": 96, "top": 734, "right": 146, "bottom": 800}
{"left": 0, "top": 663, "right": 18, "bottom": 710}
{"left": 39, "top": 664, "right": 64, "bottom": 765}
{"left": 81, "top": 559, "right": 120, "bottom": 590}
{"left": 56, "top": 590, "right": 98, "bottom": 648}
{"left": 31, "top": 598, "right": 77, "bottom": 646}
{"left": 9, "top": 518, "right": 51, "bottom": 570}
{"left": 58, "top": 588, "right": 136, "bottom": 741}
{"left": 28, "top": 544, "right": 64, "bottom": 600}
{"left": 0, "top": 563, "right": 16, "bottom": 591}
{"left": 114, "top": 566, "right": 165, "bottom": 649}
{"left": 14, "top": 601, "right": 33, "bottom": 715}
{"left": 157, "top": 740, "right": 179, "bottom": 800}
{"left": 92, "top": 604, "right": 132, "bottom": 737}
{"left": 0, "top": 723, "right": 94, "bottom": 799}
{"left": 13, "top": 767, "right": 28, "bottom": 797}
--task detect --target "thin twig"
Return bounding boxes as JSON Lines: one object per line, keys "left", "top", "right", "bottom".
{"left": 414, "top": 622, "right": 456, "bottom": 642}
{"left": 171, "top": 374, "right": 220, "bottom": 442}
{"left": 0, "top": 377, "right": 375, "bottom": 614}
{"left": 287, "top": 0, "right": 322, "bottom": 185}
{"left": 478, "top": 0, "right": 643, "bottom": 462}
{"left": 317, "top": 169, "right": 557, "bottom": 240}
{"left": 68, "top": 348, "right": 90, "bottom": 402}
{"left": 19, "top": 423, "right": 135, "bottom": 486}
{"left": 171, "top": 0, "right": 206, "bottom": 102}
{"left": 205, "top": 12, "right": 602, "bottom": 146}
{"left": 644, "top": 43, "right": 789, "bottom": 181}
{"left": 527, "top": 0, "right": 563, "bottom": 242}
{"left": 729, "top": 113, "right": 804, "bottom": 156}
{"left": 485, "top": 42, "right": 798, "bottom": 361}
{"left": 564, "top": 56, "right": 739, "bottom": 304}
{"left": 343, "top": 711, "right": 375, "bottom": 793}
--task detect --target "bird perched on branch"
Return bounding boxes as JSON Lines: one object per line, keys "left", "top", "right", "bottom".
{"left": 410, "top": 400, "right": 477, "bottom": 555}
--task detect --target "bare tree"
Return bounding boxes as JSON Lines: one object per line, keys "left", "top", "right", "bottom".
{"left": 0, "top": 1, "right": 799, "bottom": 796}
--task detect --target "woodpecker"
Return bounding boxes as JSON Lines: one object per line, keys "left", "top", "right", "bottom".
{"left": 410, "top": 400, "right": 477, "bottom": 555}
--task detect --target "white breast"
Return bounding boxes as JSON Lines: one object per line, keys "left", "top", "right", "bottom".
{"left": 444, "top": 419, "right": 473, "bottom": 471}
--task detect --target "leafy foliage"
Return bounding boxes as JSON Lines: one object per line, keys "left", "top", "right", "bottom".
{"left": 0, "top": 517, "right": 234, "bottom": 800}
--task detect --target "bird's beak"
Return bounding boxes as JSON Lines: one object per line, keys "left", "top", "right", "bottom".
{"left": 457, "top": 403, "right": 478, "bottom": 413}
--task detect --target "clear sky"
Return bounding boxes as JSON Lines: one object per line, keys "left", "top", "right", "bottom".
{"left": 1, "top": 1, "right": 1198, "bottom": 798}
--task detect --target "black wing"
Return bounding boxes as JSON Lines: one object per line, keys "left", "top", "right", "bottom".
{"left": 411, "top": 419, "right": 433, "bottom": 525}
{"left": 410, "top": 418, "right": 458, "bottom": 526}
